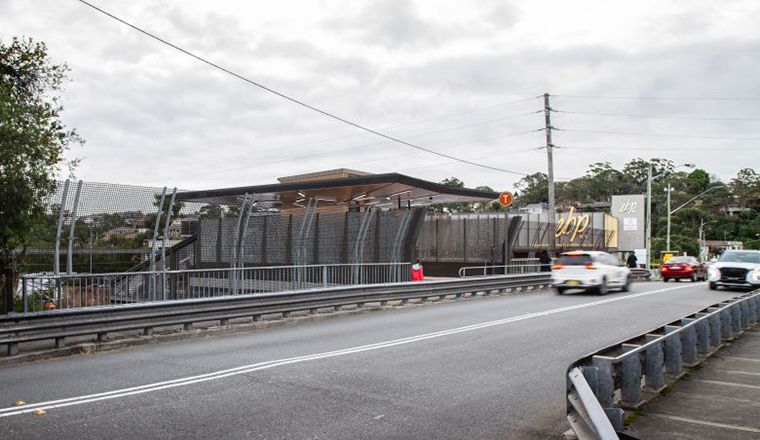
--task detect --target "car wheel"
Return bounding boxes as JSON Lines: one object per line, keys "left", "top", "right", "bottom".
{"left": 621, "top": 276, "right": 631, "bottom": 292}
{"left": 663, "top": 277, "right": 669, "bottom": 283}
{"left": 709, "top": 282, "right": 718, "bottom": 290}
{"left": 555, "top": 287, "right": 565, "bottom": 295}
{"left": 597, "top": 278, "right": 608, "bottom": 295}
{"left": 690, "top": 273, "right": 697, "bottom": 282}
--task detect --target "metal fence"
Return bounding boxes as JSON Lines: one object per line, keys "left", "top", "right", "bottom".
{"left": 564, "top": 290, "right": 760, "bottom": 439}
{"left": 18, "top": 262, "right": 412, "bottom": 313}
{"left": 458, "top": 258, "right": 541, "bottom": 277}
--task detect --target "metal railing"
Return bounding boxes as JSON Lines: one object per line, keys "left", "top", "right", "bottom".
{"left": 564, "top": 289, "right": 760, "bottom": 440}
{"left": 18, "top": 263, "right": 412, "bottom": 313}
{"left": 458, "top": 258, "right": 541, "bottom": 278}
{"left": 2, "top": 272, "right": 552, "bottom": 356}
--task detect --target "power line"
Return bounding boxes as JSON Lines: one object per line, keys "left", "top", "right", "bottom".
{"left": 559, "top": 145, "right": 760, "bottom": 151}
{"left": 75, "top": 0, "right": 533, "bottom": 176}
{"left": 556, "top": 128, "right": 760, "bottom": 141}
{"left": 552, "top": 94, "right": 760, "bottom": 101}
{"left": 553, "top": 109, "right": 760, "bottom": 123}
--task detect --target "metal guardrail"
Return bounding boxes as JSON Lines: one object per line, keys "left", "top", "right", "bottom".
{"left": 1, "top": 273, "right": 551, "bottom": 356}
{"left": 458, "top": 258, "right": 541, "bottom": 278}
{"left": 564, "top": 289, "right": 760, "bottom": 440}
{"left": 18, "top": 263, "right": 412, "bottom": 313}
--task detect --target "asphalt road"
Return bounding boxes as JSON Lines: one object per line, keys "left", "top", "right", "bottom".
{"left": 0, "top": 281, "right": 741, "bottom": 440}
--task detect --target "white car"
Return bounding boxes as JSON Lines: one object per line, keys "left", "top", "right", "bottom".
{"left": 552, "top": 251, "right": 632, "bottom": 295}
{"left": 708, "top": 250, "right": 760, "bottom": 290}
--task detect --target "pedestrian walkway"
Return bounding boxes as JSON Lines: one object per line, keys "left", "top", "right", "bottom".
{"left": 626, "top": 326, "right": 760, "bottom": 439}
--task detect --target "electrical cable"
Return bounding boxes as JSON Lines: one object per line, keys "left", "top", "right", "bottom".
{"left": 76, "top": 0, "right": 535, "bottom": 176}
{"left": 556, "top": 128, "right": 760, "bottom": 141}
{"left": 553, "top": 109, "right": 760, "bottom": 123}
{"left": 552, "top": 94, "right": 760, "bottom": 101}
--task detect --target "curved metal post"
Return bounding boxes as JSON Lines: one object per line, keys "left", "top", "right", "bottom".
{"left": 66, "top": 181, "right": 84, "bottom": 275}
{"left": 54, "top": 179, "right": 71, "bottom": 277}
{"left": 149, "top": 187, "right": 167, "bottom": 300}
{"left": 160, "top": 188, "right": 177, "bottom": 299}
{"left": 230, "top": 194, "right": 250, "bottom": 295}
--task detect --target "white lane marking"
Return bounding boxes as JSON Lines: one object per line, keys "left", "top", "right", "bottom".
{"left": 648, "top": 414, "right": 760, "bottom": 433}
{"left": 0, "top": 283, "right": 701, "bottom": 417}
{"left": 720, "top": 370, "right": 760, "bottom": 377}
{"left": 723, "top": 356, "right": 760, "bottom": 363}
{"left": 692, "top": 379, "right": 760, "bottom": 390}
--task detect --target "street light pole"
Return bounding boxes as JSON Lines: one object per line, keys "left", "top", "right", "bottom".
{"left": 666, "top": 183, "right": 672, "bottom": 251}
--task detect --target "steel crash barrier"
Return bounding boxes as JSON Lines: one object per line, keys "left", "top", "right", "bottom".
{"left": 0, "top": 273, "right": 551, "bottom": 356}
{"left": 564, "top": 289, "right": 760, "bottom": 440}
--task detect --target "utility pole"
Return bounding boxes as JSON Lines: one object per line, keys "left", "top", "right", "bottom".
{"left": 543, "top": 93, "right": 556, "bottom": 254}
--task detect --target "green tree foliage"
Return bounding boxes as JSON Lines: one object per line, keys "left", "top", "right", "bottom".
{"left": 0, "top": 37, "right": 82, "bottom": 312}
{"left": 427, "top": 177, "right": 474, "bottom": 213}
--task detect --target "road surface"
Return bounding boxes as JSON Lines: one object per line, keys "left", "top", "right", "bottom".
{"left": 0, "top": 281, "right": 740, "bottom": 439}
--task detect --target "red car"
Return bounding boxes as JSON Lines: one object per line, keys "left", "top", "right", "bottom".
{"left": 660, "top": 256, "right": 706, "bottom": 282}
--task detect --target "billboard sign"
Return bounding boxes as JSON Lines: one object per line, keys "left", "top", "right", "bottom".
{"left": 611, "top": 194, "right": 646, "bottom": 251}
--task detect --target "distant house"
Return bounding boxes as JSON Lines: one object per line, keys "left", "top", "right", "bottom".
{"left": 101, "top": 227, "right": 149, "bottom": 242}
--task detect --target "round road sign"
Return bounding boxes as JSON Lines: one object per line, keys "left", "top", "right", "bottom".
{"left": 499, "top": 191, "right": 514, "bottom": 207}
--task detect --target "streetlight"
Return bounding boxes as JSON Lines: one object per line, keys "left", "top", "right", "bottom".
{"left": 645, "top": 162, "right": 695, "bottom": 270}
{"left": 667, "top": 184, "right": 725, "bottom": 250}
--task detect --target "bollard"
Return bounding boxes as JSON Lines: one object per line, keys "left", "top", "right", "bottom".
{"left": 220, "top": 318, "right": 230, "bottom": 327}
{"left": 55, "top": 337, "right": 66, "bottom": 349}
{"left": 7, "top": 343, "right": 19, "bottom": 356}
{"left": 644, "top": 338, "right": 665, "bottom": 392}
{"left": 591, "top": 356, "right": 614, "bottom": 408}
{"left": 620, "top": 347, "right": 643, "bottom": 408}
{"left": 97, "top": 332, "right": 109, "bottom": 343}
{"left": 664, "top": 325, "right": 683, "bottom": 378}
{"left": 183, "top": 323, "right": 193, "bottom": 331}
{"left": 680, "top": 319, "right": 697, "bottom": 365}
{"left": 748, "top": 297, "right": 757, "bottom": 323}
{"left": 143, "top": 327, "right": 154, "bottom": 336}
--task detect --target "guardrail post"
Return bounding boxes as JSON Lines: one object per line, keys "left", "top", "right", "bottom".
{"left": 322, "top": 266, "right": 328, "bottom": 288}
{"left": 707, "top": 307, "right": 722, "bottom": 349}
{"left": 680, "top": 319, "right": 698, "bottom": 365}
{"left": 620, "top": 345, "right": 643, "bottom": 408}
{"left": 664, "top": 325, "right": 683, "bottom": 378}
{"left": 55, "top": 337, "right": 66, "bottom": 349}
{"left": 695, "top": 316, "right": 710, "bottom": 356}
{"left": 591, "top": 356, "right": 614, "bottom": 409}
{"left": 720, "top": 307, "right": 733, "bottom": 340}
{"left": 7, "top": 343, "right": 19, "bottom": 356}
{"left": 740, "top": 301, "right": 750, "bottom": 329}
{"left": 731, "top": 303, "right": 742, "bottom": 334}
{"left": 644, "top": 337, "right": 665, "bottom": 392}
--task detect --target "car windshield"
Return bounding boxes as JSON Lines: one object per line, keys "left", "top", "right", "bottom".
{"left": 667, "top": 257, "right": 691, "bottom": 263}
{"left": 719, "top": 252, "right": 760, "bottom": 264}
{"left": 558, "top": 254, "right": 593, "bottom": 266}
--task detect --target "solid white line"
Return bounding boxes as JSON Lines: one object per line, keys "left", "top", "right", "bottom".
{"left": 648, "top": 414, "right": 760, "bottom": 433}
{"left": 0, "top": 283, "right": 697, "bottom": 417}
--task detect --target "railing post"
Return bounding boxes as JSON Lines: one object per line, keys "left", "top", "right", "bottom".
{"left": 22, "top": 278, "right": 28, "bottom": 313}
{"left": 149, "top": 187, "right": 167, "bottom": 301}
{"left": 695, "top": 316, "right": 710, "bottom": 356}
{"left": 620, "top": 346, "right": 643, "bottom": 408}
{"left": 680, "top": 319, "right": 697, "bottom": 365}
{"left": 720, "top": 307, "right": 733, "bottom": 340}
{"left": 591, "top": 356, "right": 614, "bottom": 409}
{"left": 664, "top": 325, "right": 683, "bottom": 377}
{"left": 161, "top": 188, "right": 177, "bottom": 300}
{"left": 53, "top": 179, "right": 71, "bottom": 277}
{"left": 708, "top": 307, "right": 722, "bottom": 348}
{"left": 644, "top": 338, "right": 665, "bottom": 391}
{"left": 731, "top": 303, "right": 742, "bottom": 334}
{"left": 66, "top": 180, "right": 83, "bottom": 275}
{"left": 322, "top": 265, "right": 328, "bottom": 288}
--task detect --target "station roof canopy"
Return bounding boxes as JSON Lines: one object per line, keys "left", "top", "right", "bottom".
{"left": 176, "top": 169, "right": 500, "bottom": 211}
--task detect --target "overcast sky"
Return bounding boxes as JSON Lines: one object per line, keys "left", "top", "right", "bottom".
{"left": 3, "top": 0, "right": 760, "bottom": 192}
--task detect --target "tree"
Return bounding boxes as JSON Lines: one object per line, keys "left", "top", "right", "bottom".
{"left": 514, "top": 172, "right": 548, "bottom": 206}
{"left": 730, "top": 168, "right": 760, "bottom": 208}
{"left": 428, "top": 177, "right": 474, "bottom": 213}
{"left": 0, "top": 37, "right": 82, "bottom": 313}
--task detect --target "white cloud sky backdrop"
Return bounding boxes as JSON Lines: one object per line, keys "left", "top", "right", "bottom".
{"left": 3, "top": 0, "right": 760, "bottom": 191}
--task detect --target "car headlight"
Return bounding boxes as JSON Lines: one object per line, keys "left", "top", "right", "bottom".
{"left": 748, "top": 268, "right": 760, "bottom": 283}
{"left": 707, "top": 266, "right": 720, "bottom": 281}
